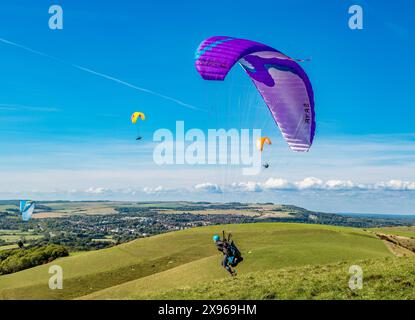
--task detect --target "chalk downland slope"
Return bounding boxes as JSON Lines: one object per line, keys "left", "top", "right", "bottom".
{"left": 80, "top": 223, "right": 391, "bottom": 300}
{"left": 0, "top": 223, "right": 393, "bottom": 300}
{"left": 143, "top": 256, "right": 415, "bottom": 300}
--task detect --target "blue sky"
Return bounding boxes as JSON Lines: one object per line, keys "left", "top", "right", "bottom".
{"left": 0, "top": 0, "right": 414, "bottom": 213}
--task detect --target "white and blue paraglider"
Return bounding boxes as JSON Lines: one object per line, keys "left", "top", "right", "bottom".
{"left": 20, "top": 200, "right": 35, "bottom": 221}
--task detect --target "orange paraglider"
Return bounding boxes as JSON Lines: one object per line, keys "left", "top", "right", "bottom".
{"left": 256, "top": 137, "right": 272, "bottom": 152}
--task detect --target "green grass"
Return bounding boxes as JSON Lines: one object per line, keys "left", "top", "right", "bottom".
{"left": 92, "top": 238, "right": 116, "bottom": 243}
{"left": 0, "top": 233, "right": 43, "bottom": 243}
{"left": 134, "top": 202, "right": 188, "bottom": 208}
{"left": 0, "top": 235, "right": 21, "bottom": 242}
{"left": 0, "top": 244, "right": 19, "bottom": 251}
{"left": 0, "top": 230, "right": 21, "bottom": 234}
{"left": 0, "top": 205, "right": 16, "bottom": 211}
{"left": 69, "top": 251, "right": 89, "bottom": 257}
{"left": 145, "top": 257, "right": 415, "bottom": 300}
{"left": 0, "top": 223, "right": 393, "bottom": 300}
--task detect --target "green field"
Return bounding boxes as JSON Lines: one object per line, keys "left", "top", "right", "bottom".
{"left": 92, "top": 238, "right": 116, "bottom": 243}
{"left": 0, "top": 230, "right": 21, "bottom": 234}
{"left": 0, "top": 244, "right": 19, "bottom": 251}
{"left": 0, "top": 234, "right": 43, "bottom": 242}
{"left": 0, "top": 201, "right": 197, "bottom": 219}
{"left": 0, "top": 222, "right": 396, "bottom": 300}
{"left": 0, "top": 230, "right": 43, "bottom": 243}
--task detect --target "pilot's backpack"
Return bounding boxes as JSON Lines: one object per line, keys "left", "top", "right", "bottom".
{"left": 223, "top": 231, "right": 243, "bottom": 267}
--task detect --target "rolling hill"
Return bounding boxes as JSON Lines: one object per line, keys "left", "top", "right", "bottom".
{"left": 0, "top": 222, "right": 395, "bottom": 300}
{"left": 142, "top": 256, "right": 415, "bottom": 300}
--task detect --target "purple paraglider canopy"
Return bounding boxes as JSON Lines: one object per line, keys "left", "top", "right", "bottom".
{"left": 195, "top": 36, "right": 315, "bottom": 152}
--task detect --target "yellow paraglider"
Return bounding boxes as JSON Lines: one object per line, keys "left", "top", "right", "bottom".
{"left": 131, "top": 112, "right": 146, "bottom": 140}
{"left": 131, "top": 112, "right": 145, "bottom": 124}
{"left": 256, "top": 137, "right": 272, "bottom": 152}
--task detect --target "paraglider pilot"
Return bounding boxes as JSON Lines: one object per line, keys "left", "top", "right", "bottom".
{"left": 213, "top": 234, "right": 235, "bottom": 276}
{"left": 213, "top": 232, "right": 243, "bottom": 276}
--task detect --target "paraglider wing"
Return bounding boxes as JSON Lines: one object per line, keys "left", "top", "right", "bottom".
{"left": 20, "top": 201, "right": 35, "bottom": 221}
{"left": 131, "top": 112, "right": 146, "bottom": 140}
{"left": 131, "top": 112, "right": 145, "bottom": 124}
{"left": 19, "top": 200, "right": 27, "bottom": 213}
{"left": 256, "top": 137, "right": 272, "bottom": 152}
{"left": 195, "top": 36, "right": 315, "bottom": 152}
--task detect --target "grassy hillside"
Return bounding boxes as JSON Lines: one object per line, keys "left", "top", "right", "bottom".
{"left": 0, "top": 223, "right": 392, "bottom": 300}
{"left": 143, "top": 257, "right": 415, "bottom": 300}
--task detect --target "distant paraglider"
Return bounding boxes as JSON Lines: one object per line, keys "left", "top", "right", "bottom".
{"left": 257, "top": 137, "right": 272, "bottom": 169}
{"left": 20, "top": 200, "right": 35, "bottom": 221}
{"left": 131, "top": 112, "right": 145, "bottom": 140}
{"left": 195, "top": 36, "right": 315, "bottom": 152}
{"left": 256, "top": 137, "right": 272, "bottom": 152}
{"left": 131, "top": 112, "right": 145, "bottom": 123}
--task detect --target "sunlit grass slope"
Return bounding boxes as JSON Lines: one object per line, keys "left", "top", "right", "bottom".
{"left": 0, "top": 223, "right": 391, "bottom": 300}
{"left": 144, "top": 257, "right": 415, "bottom": 300}
{"left": 80, "top": 223, "right": 390, "bottom": 300}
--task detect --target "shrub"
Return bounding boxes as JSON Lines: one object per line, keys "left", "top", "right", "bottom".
{"left": 0, "top": 244, "right": 69, "bottom": 275}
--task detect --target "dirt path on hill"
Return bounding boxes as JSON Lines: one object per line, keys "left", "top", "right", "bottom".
{"left": 375, "top": 233, "right": 415, "bottom": 257}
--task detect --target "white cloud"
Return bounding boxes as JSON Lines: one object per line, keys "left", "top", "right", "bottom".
{"left": 230, "top": 181, "right": 263, "bottom": 192}
{"left": 143, "top": 186, "right": 170, "bottom": 194}
{"left": 84, "top": 187, "right": 110, "bottom": 194}
{"left": 4, "top": 178, "right": 415, "bottom": 199}
{"left": 2, "top": 177, "right": 415, "bottom": 214}
{"left": 323, "top": 180, "right": 356, "bottom": 190}
{"left": 295, "top": 177, "right": 324, "bottom": 190}
{"left": 375, "top": 180, "right": 415, "bottom": 191}
{"left": 263, "top": 178, "right": 292, "bottom": 190}
{"left": 229, "top": 178, "right": 293, "bottom": 192}
{"left": 194, "top": 183, "right": 222, "bottom": 194}
{"left": 228, "top": 177, "right": 415, "bottom": 192}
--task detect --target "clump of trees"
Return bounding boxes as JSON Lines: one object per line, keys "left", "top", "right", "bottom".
{"left": 0, "top": 244, "right": 68, "bottom": 275}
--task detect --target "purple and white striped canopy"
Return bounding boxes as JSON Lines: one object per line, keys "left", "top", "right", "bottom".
{"left": 195, "top": 36, "right": 315, "bottom": 152}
